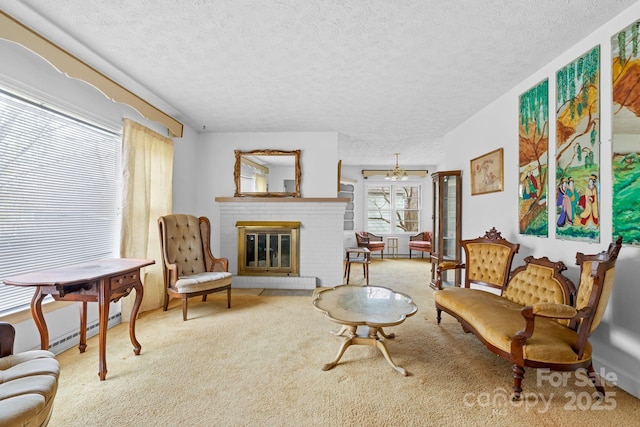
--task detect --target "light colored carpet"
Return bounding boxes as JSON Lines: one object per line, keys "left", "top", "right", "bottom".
{"left": 50, "top": 259, "right": 639, "bottom": 426}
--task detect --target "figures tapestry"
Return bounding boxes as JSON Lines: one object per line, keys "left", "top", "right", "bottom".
{"left": 518, "top": 79, "right": 549, "bottom": 237}
{"left": 555, "top": 46, "right": 600, "bottom": 242}
{"left": 612, "top": 21, "right": 640, "bottom": 245}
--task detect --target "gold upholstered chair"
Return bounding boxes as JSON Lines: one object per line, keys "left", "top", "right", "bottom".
{"left": 158, "top": 214, "right": 232, "bottom": 321}
{"left": 510, "top": 237, "right": 622, "bottom": 399}
{"left": 435, "top": 227, "right": 520, "bottom": 291}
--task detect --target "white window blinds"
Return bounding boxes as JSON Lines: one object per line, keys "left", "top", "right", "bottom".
{"left": 0, "top": 89, "right": 121, "bottom": 315}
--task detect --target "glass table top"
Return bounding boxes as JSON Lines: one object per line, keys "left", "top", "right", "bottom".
{"left": 313, "top": 285, "right": 417, "bottom": 327}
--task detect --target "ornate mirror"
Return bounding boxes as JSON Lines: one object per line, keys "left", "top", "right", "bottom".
{"left": 234, "top": 149, "right": 301, "bottom": 197}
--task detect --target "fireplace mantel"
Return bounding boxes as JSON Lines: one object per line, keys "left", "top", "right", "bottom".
{"left": 216, "top": 197, "right": 349, "bottom": 203}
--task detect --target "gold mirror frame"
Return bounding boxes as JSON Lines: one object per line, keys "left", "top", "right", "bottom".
{"left": 234, "top": 149, "right": 301, "bottom": 197}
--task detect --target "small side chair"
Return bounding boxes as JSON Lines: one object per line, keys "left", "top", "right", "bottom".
{"left": 355, "top": 231, "right": 385, "bottom": 259}
{"left": 158, "top": 214, "right": 232, "bottom": 320}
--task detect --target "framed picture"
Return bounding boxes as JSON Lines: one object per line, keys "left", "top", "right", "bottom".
{"left": 470, "top": 148, "right": 504, "bottom": 195}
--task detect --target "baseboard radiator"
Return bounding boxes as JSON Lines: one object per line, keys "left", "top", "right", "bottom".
{"left": 47, "top": 313, "right": 122, "bottom": 355}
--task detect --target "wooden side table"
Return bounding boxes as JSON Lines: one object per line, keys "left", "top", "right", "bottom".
{"left": 4, "top": 258, "right": 154, "bottom": 380}
{"left": 344, "top": 247, "right": 371, "bottom": 285}
{"left": 387, "top": 237, "right": 398, "bottom": 258}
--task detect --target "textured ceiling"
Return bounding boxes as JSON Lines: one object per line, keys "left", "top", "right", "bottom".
{"left": 1, "top": 0, "right": 637, "bottom": 166}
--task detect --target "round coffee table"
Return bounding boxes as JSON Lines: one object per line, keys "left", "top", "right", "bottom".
{"left": 312, "top": 285, "right": 418, "bottom": 375}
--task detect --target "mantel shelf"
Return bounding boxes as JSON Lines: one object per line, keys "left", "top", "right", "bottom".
{"left": 215, "top": 197, "right": 350, "bottom": 203}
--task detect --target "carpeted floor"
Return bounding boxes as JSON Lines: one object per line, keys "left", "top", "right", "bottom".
{"left": 50, "top": 259, "right": 639, "bottom": 426}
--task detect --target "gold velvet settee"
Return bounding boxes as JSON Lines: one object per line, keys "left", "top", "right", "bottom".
{"left": 0, "top": 322, "right": 60, "bottom": 426}
{"left": 434, "top": 237, "right": 622, "bottom": 400}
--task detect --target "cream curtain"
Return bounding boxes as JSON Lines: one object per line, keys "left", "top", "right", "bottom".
{"left": 255, "top": 173, "right": 267, "bottom": 192}
{"left": 120, "top": 119, "right": 174, "bottom": 321}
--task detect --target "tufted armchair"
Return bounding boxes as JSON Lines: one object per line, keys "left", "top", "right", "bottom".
{"left": 355, "top": 231, "right": 385, "bottom": 259}
{"left": 0, "top": 322, "right": 60, "bottom": 426}
{"left": 158, "top": 214, "right": 232, "bottom": 321}
{"left": 435, "top": 227, "right": 520, "bottom": 290}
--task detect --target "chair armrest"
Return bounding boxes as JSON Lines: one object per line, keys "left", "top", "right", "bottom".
{"left": 209, "top": 257, "right": 229, "bottom": 272}
{"left": 532, "top": 302, "right": 577, "bottom": 319}
{"left": 434, "top": 262, "right": 466, "bottom": 289}
{"left": 438, "top": 261, "right": 464, "bottom": 271}
{"left": 409, "top": 232, "right": 424, "bottom": 242}
{"left": 511, "top": 304, "right": 586, "bottom": 365}
{"left": 0, "top": 322, "right": 16, "bottom": 358}
{"left": 368, "top": 232, "right": 383, "bottom": 242}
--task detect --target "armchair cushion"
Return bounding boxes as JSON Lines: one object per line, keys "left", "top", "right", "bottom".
{"left": 175, "top": 271, "right": 232, "bottom": 293}
{"left": 0, "top": 323, "right": 59, "bottom": 427}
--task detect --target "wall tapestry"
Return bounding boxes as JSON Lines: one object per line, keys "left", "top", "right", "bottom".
{"left": 612, "top": 20, "right": 640, "bottom": 245}
{"left": 555, "top": 46, "right": 600, "bottom": 242}
{"left": 518, "top": 79, "right": 549, "bottom": 237}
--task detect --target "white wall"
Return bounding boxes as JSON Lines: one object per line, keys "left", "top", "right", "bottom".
{"left": 443, "top": 3, "right": 640, "bottom": 398}
{"left": 191, "top": 132, "right": 339, "bottom": 244}
{"left": 172, "top": 125, "right": 199, "bottom": 214}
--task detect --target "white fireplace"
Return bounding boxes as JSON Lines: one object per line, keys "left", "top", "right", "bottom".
{"left": 216, "top": 197, "right": 348, "bottom": 289}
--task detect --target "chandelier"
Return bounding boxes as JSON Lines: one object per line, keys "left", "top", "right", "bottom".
{"left": 385, "top": 153, "right": 408, "bottom": 181}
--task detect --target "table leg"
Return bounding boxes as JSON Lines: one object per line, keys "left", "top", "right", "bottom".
{"left": 322, "top": 336, "right": 354, "bottom": 371}
{"left": 371, "top": 337, "right": 407, "bottom": 376}
{"left": 377, "top": 327, "right": 395, "bottom": 339}
{"left": 78, "top": 301, "right": 87, "bottom": 353}
{"left": 97, "top": 278, "right": 109, "bottom": 381}
{"left": 322, "top": 325, "right": 408, "bottom": 375}
{"left": 129, "top": 281, "right": 144, "bottom": 355}
{"left": 30, "top": 287, "right": 49, "bottom": 350}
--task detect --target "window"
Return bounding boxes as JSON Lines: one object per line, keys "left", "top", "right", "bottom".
{"left": 0, "top": 89, "right": 121, "bottom": 315}
{"left": 366, "top": 184, "right": 420, "bottom": 234}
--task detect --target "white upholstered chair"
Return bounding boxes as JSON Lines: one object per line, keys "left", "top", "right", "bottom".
{"left": 0, "top": 322, "right": 60, "bottom": 426}
{"left": 158, "top": 214, "right": 232, "bottom": 320}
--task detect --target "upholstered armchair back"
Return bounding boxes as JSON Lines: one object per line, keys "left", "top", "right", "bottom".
{"left": 464, "top": 242, "right": 515, "bottom": 289}
{"left": 574, "top": 249, "right": 619, "bottom": 334}
{"left": 159, "top": 214, "right": 206, "bottom": 277}
{"left": 457, "top": 228, "right": 520, "bottom": 291}
{"left": 502, "top": 259, "right": 574, "bottom": 306}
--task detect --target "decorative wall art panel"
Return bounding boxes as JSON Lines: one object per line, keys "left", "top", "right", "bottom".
{"left": 612, "top": 21, "right": 640, "bottom": 245}
{"left": 555, "top": 46, "right": 600, "bottom": 242}
{"left": 518, "top": 79, "right": 549, "bottom": 237}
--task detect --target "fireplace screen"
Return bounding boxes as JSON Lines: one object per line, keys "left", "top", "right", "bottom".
{"left": 236, "top": 222, "right": 299, "bottom": 276}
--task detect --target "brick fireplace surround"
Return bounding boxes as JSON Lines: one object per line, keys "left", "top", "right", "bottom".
{"left": 216, "top": 197, "right": 348, "bottom": 289}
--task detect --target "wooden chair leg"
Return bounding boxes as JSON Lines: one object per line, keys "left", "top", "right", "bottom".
{"left": 364, "top": 263, "right": 369, "bottom": 285}
{"left": 227, "top": 288, "right": 231, "bottom": 308}
{"left": 512, "top": 364, "right": 525, "bottom": 400}
{"left": 587, "top": 363, "right": 606, "bottom": 398}
{"left": 182, "top": 297, "right": 188, "bottom": 321}
{"left": 163, "top": 291, "right": 169, "bottom": 311}
{"left": 436, "top": 308, "right": 442, "bottom": 324}
{"left": 346, "top": 262, "right": 351, "bottom": 284}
